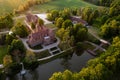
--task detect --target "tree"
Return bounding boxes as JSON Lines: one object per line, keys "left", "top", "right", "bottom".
{"left": 62, "top": 19, "right": 73, "bottom": 29}
{"left": 55, "top": 17, "right": 64, "bottom": 28}
{"left": 38, "top": 18, "right": 44, "bottom": 26}
{"left": 49, "top": 36, "right": 120, "bottom": 80}
{"left": 8, "top": 39, "right": 25, "bottom": 54}
{"left": 71, "top": 8, "right": 78, "bottom": 15}
{"left": 3, "top": 55, "right": 13, "bottom": 67}
{"left": 49, "top": 72, "right": 63, "bottom": 80}
{"left": 0, "top": 34, "right": 6, "bottom": 45}
{"left": 11, "top": 22, "right": 29, "bottom": 38}
{"left": 0, "top": 14, "right": 13, "bottom": 29}
{"left": 109, "top": 0, "right": 120, "bottom": 16}
{"left": 31, "top": 22, "right": 36, "bottom": 29}
{"left": 82, "top": 7, "right": 93, "bottom": 22}
{"left": 100, "top": 20, "right": 120, "bottom": 39}
{"left": 3, "top": 55, "right": 13, "bottom": 75}
{"left": 88, "top": 10, "right": 100, "bottom": 24}
{"left": 5, "top": 34, "right": 16, "bottom": 45}
{"left": 47, "top": 10, "right": 59, "bottom": 21}
{"left": 25, "top": 50, "right": 36, "bottom": 63}
{"left": 56, "top": 28, "right": 72, "bottom": 50}
{"left": 8, "top": 39, "right": 25, "bottom": 62}
{"left": 70, "top": 23, "right": 88, "bottom": 42}
{"left": 61, "top": 8, "right": 71, "bottom": 20}
{"left": 56, "top": 28, "right": 66, "bottom": 40}
{"left": 62, "top": 70, "right": 73, "bottom": 80}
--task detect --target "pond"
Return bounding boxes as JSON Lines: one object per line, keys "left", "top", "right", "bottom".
{"left": 14, "top": 51, "right": 94, "bottom": 80}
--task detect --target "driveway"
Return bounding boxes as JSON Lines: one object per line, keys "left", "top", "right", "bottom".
{"left": 35, "top": 13, "right": 52, "bottom": 24}
{"left": 20, "top": 37, "right": 60, "bottom": 53}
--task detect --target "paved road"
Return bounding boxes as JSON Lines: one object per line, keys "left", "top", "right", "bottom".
{"left": 36, "top": 13, "right": 52, "bottom": 24}
{"left": 37, "top": 47, "right": 74, "bottom": 61}
{"left": 88, "top": 26, "right": 110, "bottom": 45}
{"left": 0, "top": 31, "right": 9, "bottom": 35}
{"left": 20, "top": 37, "right": 60, "bottom": 53}
{"left": 0, "top": 64, "right": 4, "bottom": 68}
{"left": 85, "top": 41, "right": 106, "bottom": 52}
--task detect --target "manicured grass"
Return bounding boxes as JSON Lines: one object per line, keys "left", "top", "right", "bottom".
{"left": 0, "top": 0, "right": 27, "bottom": 15}
{"left": 35, "top": 50, "right": 51, "bottom": 59}
{"left": 29, "top": 44, "right": 43, "bottom": 50}
{"left": 45, "top": 23, "right": 56, "bottom": 28}
{"left": 14, "top": 17, "right": 25, "bottom": 24}
{"left": 0, "top": 45, "right": 8, "bottom": 64}
{"left": 30, "top": 0, "right": 99, "bottom": 12}
{"left": 0, "top": 0, "right": 100, "bottom": 15}
{"left": 83, "top": 42, "right": 96, "bottom": 50}
{"left": 88, "top": 27, "right": 100, "bottom": 36}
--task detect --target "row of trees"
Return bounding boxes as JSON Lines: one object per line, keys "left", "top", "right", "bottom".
{"left": 0, "top": 18, "right": 38, "bottom": 76}
{"left": 0, "top": 14, "right": 13, "bottom": 29}
{"left": 49, "top": 1, "right": 120, "bottom": 79}
{"left": 49, "top": 36, "right": 120, "bottom": 80}
{"left": 83, "top": 0, "right": 114, "bottom": 7}
{"left": 47, "top": 8, "right": 71, "bottom": 21}
{"left": 47, "top": 9, "right": 89, "bottom": 50}
{"left": 47, "top": 7, "right": 102, "bottom": 25}
{"left": 1, "top": 36, "right": 38, "bottom": 77}
{"left": 15, "top": 0, "right": 51, "bottom": 13}
{"left": 11, "top": 22, "right": 29, "bottom": 38}
{"left": 100, "top": 19, "right": 120, "bottom": 39}
{"left": 98, "top": 0, "right": 120, "bottom": 39}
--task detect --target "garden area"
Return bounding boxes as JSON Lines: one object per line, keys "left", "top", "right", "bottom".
{"left": 35, "top": 50, "right": 51, "bottom": 59}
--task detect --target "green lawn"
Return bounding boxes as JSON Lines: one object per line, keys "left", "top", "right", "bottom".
{"left": 0, "top": 0, "right": 27, "bottom": 15}
{"left": 0, "top": 45, "right": 8, "bottom": 64}
{"left": 35, "top": 50, "right": 51, "bottom": 59}
{"left": 0, "top": 0, "right": 100, "bottom": 15}
{"left": 45, "top": 23, "right": 56, "bottom": 28}
{"left": 31, "top": 0, "right": 99, "bottom": 12}
{"left": 88, "top": 26, "right": 100, "bottom": 39}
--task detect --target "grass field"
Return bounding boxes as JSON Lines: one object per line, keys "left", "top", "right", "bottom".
{"left": 30, "top": 0, "right": 98, "bottom": 12}
{"left": 0, "top": 0, "right": 99, "bottom": 15}
{"left": 0, "top": 0, "right": 27, "bottom": 15}
{"left": 0, "top": 45, "right": 8, "bottom": 64}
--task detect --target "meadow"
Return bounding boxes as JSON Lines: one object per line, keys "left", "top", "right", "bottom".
{"left": 0, "top": 0, "right": 99, "bottom": 15}
{"left": 30, "top": 0, "right": 98, "bottom": 12}
{"left": 0, "top": 0, "right": 27, "bottom": 15}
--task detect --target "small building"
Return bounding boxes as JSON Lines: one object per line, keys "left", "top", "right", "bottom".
{"left": 70, "top": 16, "right": 88, "bottom": 26}
{"left": 26, "top": 13, "right": 56, "bottom": 47}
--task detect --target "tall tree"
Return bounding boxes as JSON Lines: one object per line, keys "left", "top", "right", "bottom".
{"left": 8, "top": 39, "right": 25, "bottom": 62}
{"left": 11, "top": 22, "right": 29, "bottom": 38}
{"left": 62, "top": 19, "right": 73, "bottom": 29}
{"left": 3, "top": 55, "right": 13, "bottom": 67}
{"left": 55, "top": 17, "right": 64, "bottom": 28}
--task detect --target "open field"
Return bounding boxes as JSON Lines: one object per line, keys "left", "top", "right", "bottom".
{"left": 0, "top": 0, "right": 27, "bottom": 15}
{"left": 0, "top": 0, "right": 99, "bottom": 15}
{"left": 31, "top": 0, "right": 98, "bottom": 12}
{"left": 0, "top": 45, "right": 8, "bottom": 64}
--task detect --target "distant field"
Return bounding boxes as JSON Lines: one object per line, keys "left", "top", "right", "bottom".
{"left": 0, "top": 0, "right": 27, "bottom": 15}
{"left": 31, "top": 0, "right": 98, "bottom": 12}
{"left": 0, "top": 0, "right": 99, "bottom": 15}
